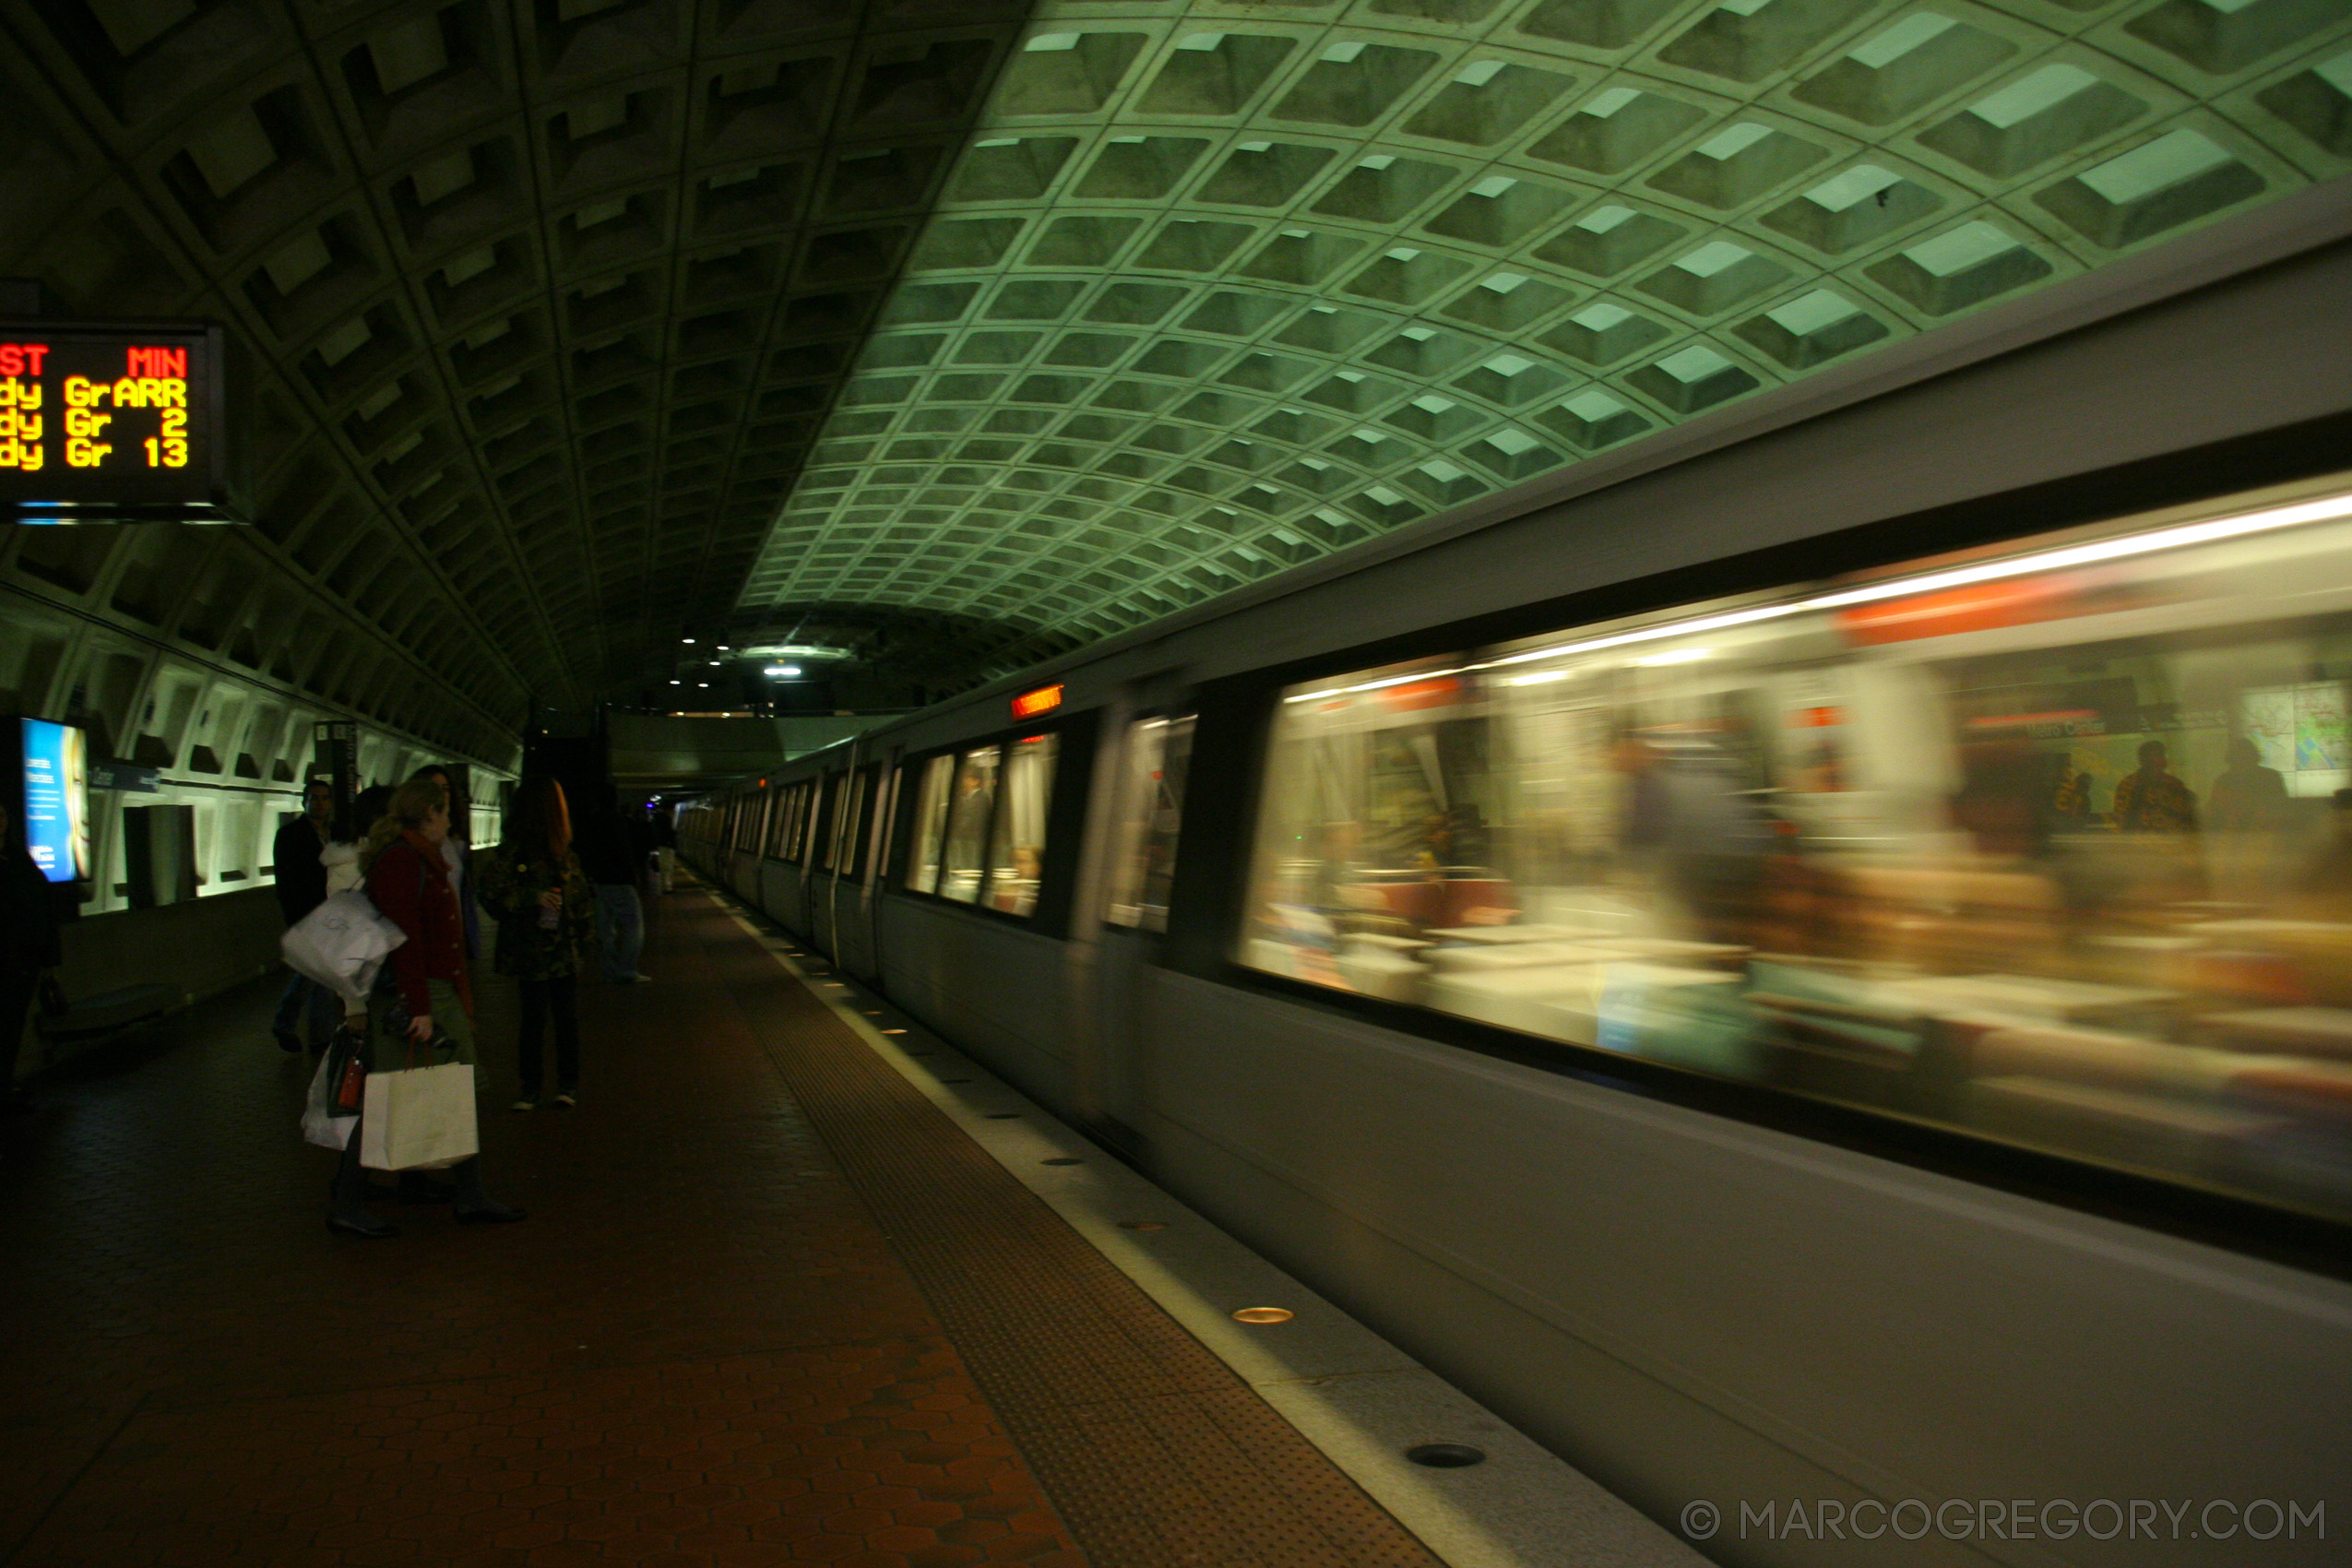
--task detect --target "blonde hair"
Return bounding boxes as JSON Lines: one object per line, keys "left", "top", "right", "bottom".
{"left": 360, "top": 778, "right": 448, "bottom": 871}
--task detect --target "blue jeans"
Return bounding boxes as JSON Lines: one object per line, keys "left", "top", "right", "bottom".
{"left": 593, "top": 885, "right": 643, "bottom": 980}
{"left": 273, "top": 969, "right": 339, "bottom": 1048}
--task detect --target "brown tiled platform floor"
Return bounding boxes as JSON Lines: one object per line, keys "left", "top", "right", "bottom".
{"left": 0, "top": 885, "right": 1443, "bottom": 1568}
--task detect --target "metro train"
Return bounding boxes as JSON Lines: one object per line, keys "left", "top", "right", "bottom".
{"left": 683, "top": 194, "right": 2352, "bottom": 1568}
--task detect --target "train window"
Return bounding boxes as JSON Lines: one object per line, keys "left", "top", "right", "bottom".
{"left": 1241, "top": 478, "right": 2352, "bottom": 1224}
{"left": 939, "top": 746, "right": 1003, "bottom": 904}
{"left": 806, "top": 776, "right": 835, "bottom": 865}
{"left": 867, "top": 766, "right": 898, "bottom": 885}
{"left": 844, "top": 766, "right": 882, "bottom": 878}
{"left": 832, "top": 773, "right": 851, "bottom": 866}
{"left": 906, "top": 754, "right": 956, "bottom": 894}
{"left": 781, "top": 784, "right": 807, "bottom": 860}
{"left": 1108, "top": 716, "right": 1194, "bottom": 932}
{"left": 983, "top": 734, "right": 1058, "bottom": 917}
{"left": 827, "top": 769, "right": 864, "bottom": 874}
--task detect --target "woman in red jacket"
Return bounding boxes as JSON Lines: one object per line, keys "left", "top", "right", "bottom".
{"left": 329, "top": 778, "right": 525, "bottom": 1237}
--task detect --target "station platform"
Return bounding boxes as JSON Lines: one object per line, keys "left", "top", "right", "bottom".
{"left": 0, "top": 884, "right": 1691, "bottom": 1568}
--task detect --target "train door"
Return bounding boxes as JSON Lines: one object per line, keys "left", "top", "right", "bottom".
{"left": 1080, "top": 689, "right": 1196, "bottom": 1154}
{"left": 849, "top": 756, "right": 899, "bottom": 985}
{"left": 783, "top": 778, "right": 817, "bottom": 938}
{"left": 803, "top": 774, "right": 835, "bottom": 955}
{"left": 832, "top": 762, "right": 885, "bottom": 980}
{"left": 856, "top": 752, "right": 908, "bottom": 987}
{"left": 814, "top": 767, "right": 852, "bottom": 961}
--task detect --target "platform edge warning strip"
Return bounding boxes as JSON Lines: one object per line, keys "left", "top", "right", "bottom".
{"left": 699, "top": 896, "right": 1448, "bottom": 1568}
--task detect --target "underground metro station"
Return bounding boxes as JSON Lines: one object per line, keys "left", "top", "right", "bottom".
{"left": 0, "top": 0, "right": 2348, "bottom": 1564}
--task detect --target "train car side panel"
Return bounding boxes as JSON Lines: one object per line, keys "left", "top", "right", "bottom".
{"left": 1135, "top": 968, "right": 2352, "bottom": 1568}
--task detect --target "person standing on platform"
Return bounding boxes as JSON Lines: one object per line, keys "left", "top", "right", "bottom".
{"left": 410, "top": 765, "right": 479, "bottom": 963}
{"left": 649, "top": 803, "right": 677, "bottom": 895}
{"left": 0, "top": 802, "right": 62, "bottom": 1115}
{"left": 269, "top": 778, "right": 342, "bottom": 1054}
{"left": 575, "top": 786, "right": 651, "bottom": 983}
{"left": 330, "top": 778, "right": 525, "bottom": 1237}
{"left": 476, "top": 778, "right": 595, "bottom": 1111}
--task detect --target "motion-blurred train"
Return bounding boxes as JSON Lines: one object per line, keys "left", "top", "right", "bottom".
{"left": 684, "top": 196, "right": 2352, "bottom": 1568}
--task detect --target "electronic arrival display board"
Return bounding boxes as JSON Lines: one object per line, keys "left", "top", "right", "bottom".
{"left": 0, "top": 320, "right": 232, "bottom": 520}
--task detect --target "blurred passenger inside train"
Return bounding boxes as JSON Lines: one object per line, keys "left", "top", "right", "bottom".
{"left": 1240, "top": 490, "right": 2352, "bottom": 1222}
{"left": 1614, "top": 726, "right": 1774, "bottom": 943}
{"left": 2111, "top": 741, "right": 2198, "bottom": 834}
{"left": 944, "top": 757, "right": 994, "bottom": 885}
{"left": 2209, "top": 737, "right": 2290, "bottom": 831}
{"left": 982, "top": 734, "right": 1058, "bottom": 917}
{"left": 270, "top": 778, "right": 341, "bottom": 1054}
{"left": 2206, "top": 737, "right": 2293, "bottom": 899}
{"left": 2051, "top": 761, "right": 2099, "bottom": 824}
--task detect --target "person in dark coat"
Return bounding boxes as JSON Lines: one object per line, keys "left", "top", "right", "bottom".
{"left": 474, "top": 777, "right": 596, "bottom": 1111}
{"left": 573, "top": 785, "right": 650, "bottom": 983}
{"left": 270, "top": 778, "right": 340, "bottom": 1053}
{"left": 0, "top": 802, "right": 63, "bottom": 1113}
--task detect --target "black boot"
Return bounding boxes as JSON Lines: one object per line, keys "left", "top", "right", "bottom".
{"left": 328, "top": 1133, "right": 398, "bottom": 1239}
{"left": 451, "top": 1156, "right": 525, "bottom": 1224}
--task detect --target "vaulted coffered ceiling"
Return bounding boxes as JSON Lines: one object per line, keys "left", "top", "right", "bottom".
{"left": 2, "top": 0, "right": 2346, "bottom": 721}
{"left": 744, "top": 0, "right": 2350, "bottom": 681}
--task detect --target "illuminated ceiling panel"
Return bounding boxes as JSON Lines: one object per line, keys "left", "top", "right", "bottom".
{"left": 740, "top": 0, "right": 2352, "bottom": 681}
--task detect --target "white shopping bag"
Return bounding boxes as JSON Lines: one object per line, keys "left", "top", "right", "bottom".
{"left": 282, "top": 890, "right": 408, "bottom": 1007}
{"left": 301, "top": 1051, "right": 357, "bottom": 1151}
{"left": 359, "top": 1061, "right": 480, "bottom": 1171}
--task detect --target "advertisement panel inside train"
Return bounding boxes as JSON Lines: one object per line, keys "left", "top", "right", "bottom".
{"left": 0, "top": 323, "right": 224, "bottom": 513}
{"left": 20, "top": 718, "right": 89, "bottom": 885}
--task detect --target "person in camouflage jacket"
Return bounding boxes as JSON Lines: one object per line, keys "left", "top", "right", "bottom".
{"left": 475, "top": 778, "right": 596, "bottom": 1108}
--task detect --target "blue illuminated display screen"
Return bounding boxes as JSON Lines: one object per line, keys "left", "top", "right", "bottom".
{"left": 21, "top": 717, "right": 89, "bottom": 884}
